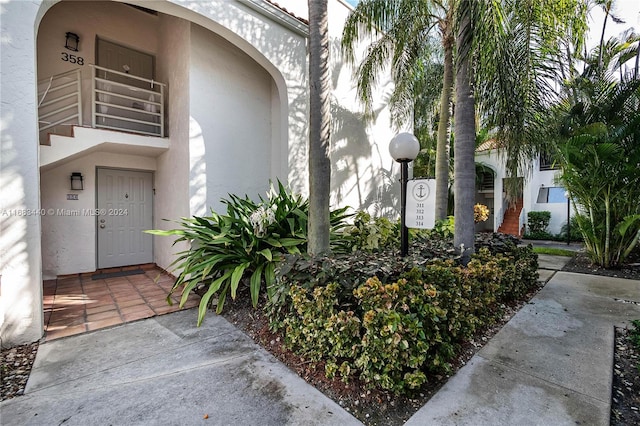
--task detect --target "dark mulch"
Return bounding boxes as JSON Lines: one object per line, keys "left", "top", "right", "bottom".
{"left": 611, "top": 326, "right": 640, "bottom": 426}
{"left": 1, "top": 342, "right": 39, "bottom": 401}
{"left": 562, "top": 250, "right": 640, "bottom": 281}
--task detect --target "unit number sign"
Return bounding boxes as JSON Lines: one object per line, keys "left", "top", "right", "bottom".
{"left": 405, "top": 179, "right": 436, "bottom": 229}
{"left": 61, "top": 52, "right": 84, "bottom": 65}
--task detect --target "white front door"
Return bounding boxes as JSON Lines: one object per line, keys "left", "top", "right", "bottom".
{"left": 97, "top": 168, "right": 153, "bottom": 269}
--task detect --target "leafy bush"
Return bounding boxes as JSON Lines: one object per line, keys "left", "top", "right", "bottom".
{"left": 268, "top": 241, "right": 538, "bottom": 394}
{"left": 554, "top": 77, "right": 640, "bottom": 268}
{"left": 474, "top": 204, "right": 490, "bottom": 223}
{"left": 431, "top": 216, "right": 455, "bottom": 239}
{"left": 527, "top": 211, "right": 551, "bottom": 234}
{"left": 332, "top": 211, "right": 399, "bottom": 253}
{"left": 559, "top": 215, "right": 584, "bottom": 242}
{"left": 147, "top": 181, "right": 351, "bottom": 325}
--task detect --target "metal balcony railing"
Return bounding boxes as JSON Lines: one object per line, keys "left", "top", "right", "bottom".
{"left": 91, "top": 64, "right": 165, "bottom": 137}
{"left": 38, "top": 69, "right": 82, "bottom": 142}
{"left": 38, "top": 66, "right": 166, "bottom": 140}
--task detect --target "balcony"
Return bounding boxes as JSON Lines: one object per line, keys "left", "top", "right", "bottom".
{"left": 38, "top": 66, "right": 168, "bottom": 168}
{"left": 38, "top": 65, "right": 166, "bottom": 143}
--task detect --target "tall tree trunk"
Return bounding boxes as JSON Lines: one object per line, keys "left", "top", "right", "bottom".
{"left": 435, "top": 12, "right": 454, "bottom": 221}
{"left": 635, "top": 40, "right": 639, "bottom": 79}
{"left": 597, "top": 0, "right": 612, "bottom": 73}
{"left": 454, "top": 0, "right": 476, "bottom": 262}
{"left": 308, "top": 0, "right": 331, "bottom": 255}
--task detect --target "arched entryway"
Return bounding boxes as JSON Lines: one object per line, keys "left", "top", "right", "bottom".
{"left": 33, "top": 0, "right": 294, "bottom": 339}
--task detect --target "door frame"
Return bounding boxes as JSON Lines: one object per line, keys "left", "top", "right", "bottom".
{"left": 95, "top": 166, "right": 155, "bottom": 269}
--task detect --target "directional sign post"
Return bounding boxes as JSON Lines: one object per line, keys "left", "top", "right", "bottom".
{"left": 405, "top": 179, "right": 436, "bottom": 229}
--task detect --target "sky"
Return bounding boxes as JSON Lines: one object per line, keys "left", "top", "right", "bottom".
{"left": 587, "top": 0, "right": 640, "bottom": 48}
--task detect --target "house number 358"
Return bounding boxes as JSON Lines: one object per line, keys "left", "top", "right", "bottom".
{"left": 61, "top": 52, "right": 84, "bottom": 65}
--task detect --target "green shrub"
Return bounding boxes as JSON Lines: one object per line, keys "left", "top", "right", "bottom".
{"left": 333, "top": 211, "right": 399, "bottom": 253}
{"left": 147, "top": 181, "right": 351, "bottom": 325}
{"left": 631, "top": 320, "right": 640, "bottom": 373}
{"left": 559, "top": 215, "right": 584, "bottom": 242}
{"left": 269, "top": 244, "right": 538, "bottom": 394}
{"left": 527, "top": 211, "right": 551, "bottom": 234}
{"left": 431, "top": 216, "right": 455, "bottom": 239}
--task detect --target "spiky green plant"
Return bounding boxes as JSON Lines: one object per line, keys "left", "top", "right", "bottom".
{"left": 147, "top": 181, "right": 351, "bottom": 325}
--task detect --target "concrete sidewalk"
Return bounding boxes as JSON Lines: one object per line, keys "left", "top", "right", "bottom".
{"left": 0, "top": 311, "right": 360, "bottom": 426}
{"left": 2, "top": 256, "right": 639, "bottom": 425}
{"left": 406, "top": 270, "right": 640, "bottom": 425}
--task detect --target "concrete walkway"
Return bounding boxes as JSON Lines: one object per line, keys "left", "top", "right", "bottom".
{"left": 1, "top": 310, "right": 360, "bottom": 426}
{"left": 2, "top": 256, "right": 639, "bottom": 425}
{"left": 406, "top": 257, "right": 640, "bottom": 425}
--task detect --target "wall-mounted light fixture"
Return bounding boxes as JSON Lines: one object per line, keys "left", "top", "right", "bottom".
{"left": 65, "top": 32, "right": 79, "bottom": 52}
{"left": 70, "top": 172, "right": 84, "bottom": 190}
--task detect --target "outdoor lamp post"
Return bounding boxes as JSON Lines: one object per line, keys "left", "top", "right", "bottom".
{"left": 389, "top": 132, "right": 420, "bottom": 257}
{"left": 565, "top": 191, "right": 571, "bottom": 246}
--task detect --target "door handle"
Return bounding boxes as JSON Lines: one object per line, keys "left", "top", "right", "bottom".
{"left": 100, "top": 224, "right": 106, "bottom": 229}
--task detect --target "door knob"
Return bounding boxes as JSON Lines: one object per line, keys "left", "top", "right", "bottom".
{"left": 100, "top": 224, "right": 105, "bottom": 228}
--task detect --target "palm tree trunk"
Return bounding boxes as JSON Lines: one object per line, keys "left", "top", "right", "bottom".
{"left": 597, "top": 0, "right": 612, "bottom": 73}
{"left": 308, "top": 0, "right": 332, "bottom": 255}
{"left": 634, "top": 41, "right": 639, "bottom": 79}
{"left": 435, "top": 14, "right": 454, "bottom": 221}
{"left": 454, "top": 0, "right": 476, "bottom": 262}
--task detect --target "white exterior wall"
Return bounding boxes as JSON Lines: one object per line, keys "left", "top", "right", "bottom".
{"left": 189, "top": 24, "right": 274, "bottom": 214}
{"left": 1, "top": 0, "right": 397, "bottom": 346}
{"left": 475, "top": 150, "right": 507, "bottom": 231}
{"left": 40, "top": 153, "right": 157, "bottom": 276}
{"left": 476, "top": 150, "right": 571, "bottom": 235}
{"left": 0, "top": 0, "right": 44, "bottom": 347}
{"left": 154, "top": 15, "right": 191, "bottom": 271}
{"left": 525, "top": 157, "right": 570, "bottom": 235}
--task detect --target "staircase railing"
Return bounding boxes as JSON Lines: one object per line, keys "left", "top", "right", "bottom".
{"left": 518, "top": 207, "right": 526, "bottom": 236}
{"left": 38, "top": 69, "right": 82, "bottom": 141}
{"left": 91, "top": 65, "right": 165, "bottom": 137}
{"left": 495, "top": 199, "right": 506, "bottom": 231}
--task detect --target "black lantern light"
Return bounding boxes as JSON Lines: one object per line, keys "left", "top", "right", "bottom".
{"left": 70, "top": 172, "right": 84, "bottom": 190}
{"left": 65, "top": 32, "right": 79, "bottom": 52}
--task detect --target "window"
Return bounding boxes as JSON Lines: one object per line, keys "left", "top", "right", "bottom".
{"left": 537, "top": 187, "right": 566, "bottom": 203}
{"left": 539, "top": 151, "right": 559, "bottom": 171}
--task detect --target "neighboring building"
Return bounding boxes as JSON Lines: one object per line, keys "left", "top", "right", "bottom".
{"left": 0, "top": 0, "right": 398, "bottom": 347}
{"left": 473, "top": 142, "right": 573, "bottom": 237}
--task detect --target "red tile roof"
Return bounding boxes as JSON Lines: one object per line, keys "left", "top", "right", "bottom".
{"left": 265, "top": 0, "right": 309, "bottom": 25}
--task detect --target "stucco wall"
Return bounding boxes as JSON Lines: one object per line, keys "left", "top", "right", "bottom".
{"left": 189, "top": 23, "right": 275, "bottom": 214}
{"left": 526, "top": 159, "right": 570, "bottom": 235}
{"left": 1, "top": 1, "right": 44, "bottom": 347}
{"left": 153, "top": 14, "right": 191, "bottom": 271}
{"left": 40, "top": 153, "right": 158, "bottom": 276}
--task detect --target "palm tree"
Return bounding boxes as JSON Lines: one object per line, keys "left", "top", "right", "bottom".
{"left": 343, "top": 0, "right": 587, "bottom": 259}
{"left": 342, "top": 0, "right": 454, "bottom": 221}
{"left": 452, "top": 0, "right": 475, "bottom": 257}
{"left": 308, "top": 0, "right": 332, "bottom": 255}
{"left": 453, "top": 0, "right": 588, "bottom": 259}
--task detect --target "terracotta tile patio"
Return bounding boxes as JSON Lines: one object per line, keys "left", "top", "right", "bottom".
{"left": 42, "top": 265, "right": 200, "bottom": 341}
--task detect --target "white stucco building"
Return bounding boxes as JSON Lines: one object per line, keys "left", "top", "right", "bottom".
{"left": 471, "top": 143, "right": 573, "bottom": 237}
{"left": 1, "top": 0, "right": 399, "bottom": 347}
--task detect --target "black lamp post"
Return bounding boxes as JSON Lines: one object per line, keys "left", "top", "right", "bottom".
{"left": 389, "top": 133, "right": 420, "bottom": 257}
{"left": 565, "top": 191, "right": 571, "bottom": 245}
